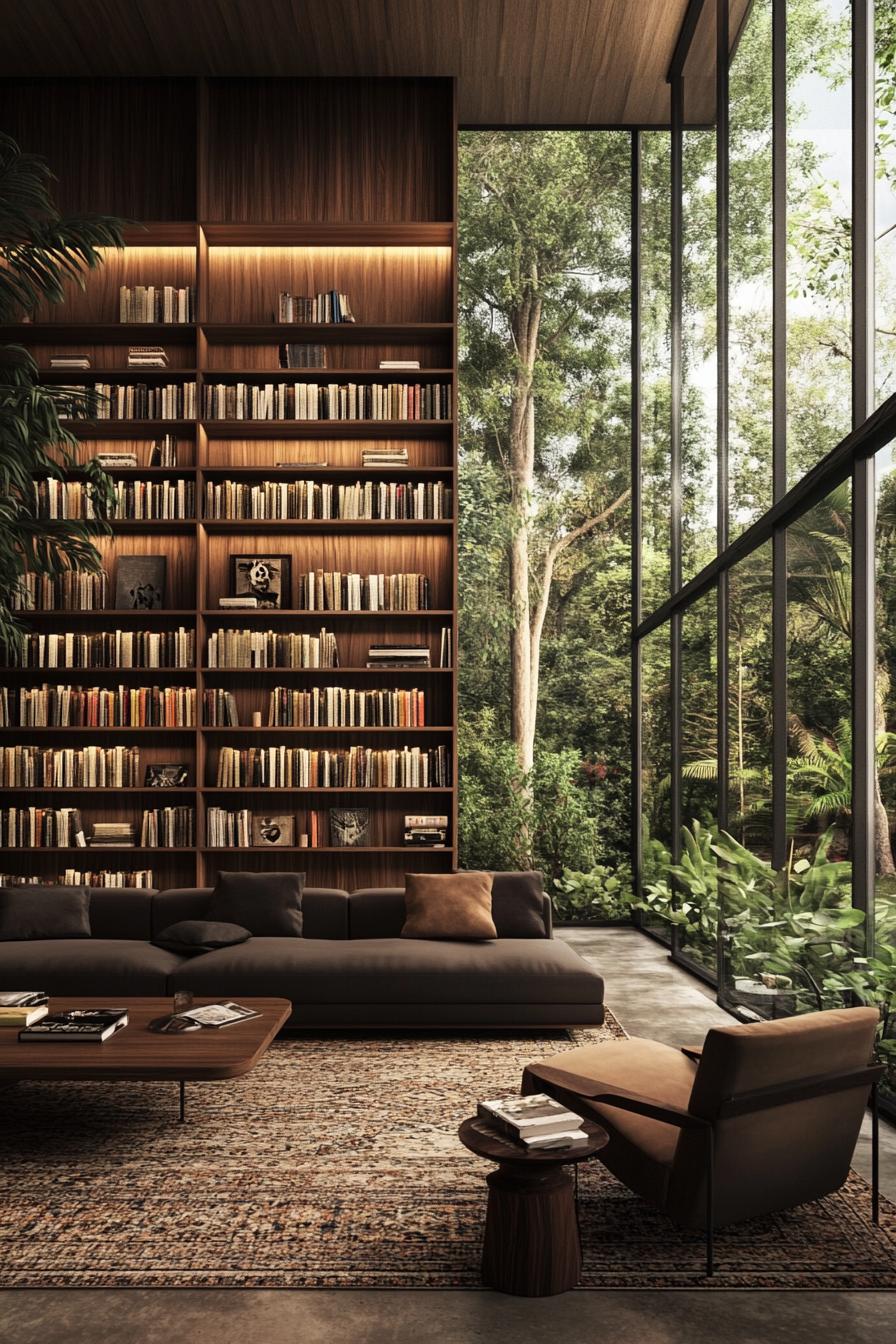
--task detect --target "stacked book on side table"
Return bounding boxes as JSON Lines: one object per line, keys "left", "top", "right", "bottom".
{"left": 0, "top": 991, "right": 49, "bottom": 1027}
{"left": 477, "top": 1093, "right": 590, "bottom": 1151}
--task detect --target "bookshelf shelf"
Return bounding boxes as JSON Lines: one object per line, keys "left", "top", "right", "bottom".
{"left": 5, "top": 74, "right": 457, "bottom": 891}
{"left": 202, "top": 419, "right": 452, "bottom": 439}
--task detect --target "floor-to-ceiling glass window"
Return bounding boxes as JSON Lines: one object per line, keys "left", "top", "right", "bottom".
{"left": 641, "top": 132, "right": 673, "bottom": 614}
{"left": 874, "top": 443, "right": 896, "bottom": 1097}
{"left": 876, "top": 0, "right": 896, "bottom": 405}
{"left": 679, "top": 588, "right": 719, "bottom": 973}
{"left": 639, "top": 623, "right": 673, "bottom": 944}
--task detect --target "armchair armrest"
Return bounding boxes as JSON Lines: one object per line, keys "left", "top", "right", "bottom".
{"left": 530, "top": 1063, "right": 709, "bottom": 1131}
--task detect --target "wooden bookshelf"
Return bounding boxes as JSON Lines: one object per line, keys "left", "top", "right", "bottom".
{"left": 0, "top": 76, "right": 458, "bottom": 891}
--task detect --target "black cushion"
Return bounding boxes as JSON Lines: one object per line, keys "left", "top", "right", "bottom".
{"left": 490, "top": 872, "right": 547, "bottom": 938}
{"left": 207, "top": 871, "right": 304, "bottom": 937}
{"left": 153, "top": 919, "right": 251, "bottom": 956}
{"left": 0, "top": 886, "right": 91, "bottom": 941}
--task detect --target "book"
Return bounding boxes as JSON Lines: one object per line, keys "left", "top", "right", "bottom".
{"left": 279, "top": 344, "right": 328, "bottom": 369}
{"left": 95, "top": 452, "right": 139, "bottom": 468}
{"left": 19, "top": 1007, "right": 129, "bottom": 1042}
{"left": 50, "top": 355, "right": 91, "bottom": 369}
{"left": 180, "top": 1001, "right": 260, "bottom": 1028}
{"left": 0, "top": 1004, "right": 49, "bottom": 1026}
{"left": 274, "top": 460, "right": 328, "bottom": 468}
{"left": 218, "top": 596, "right": 259, "bottom": 608}
{"left": 477, "top": 1093, "right": 587, "bottom": 1144}
{"left": 119, "top": 286, "right": 195, "bottom": 324}
{"left": 379, "top": 360, "right": 421, "bottom": 369}
{"left": 0, "top": 992, "right": 49, "bottom": 1007}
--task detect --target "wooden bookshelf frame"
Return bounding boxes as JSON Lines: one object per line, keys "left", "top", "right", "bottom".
{"left": 0, "top": 76, "right": 458, "bottom": 892}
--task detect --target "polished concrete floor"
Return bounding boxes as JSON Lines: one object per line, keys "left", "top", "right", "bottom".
{"left": 1, "top": 927, "right": 893, "bottom": 1344}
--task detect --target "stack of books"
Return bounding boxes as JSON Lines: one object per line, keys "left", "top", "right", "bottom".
{"left": 279, "top": 343, "right": 328, "bottom": 368}
{"left": 367, "top": 643, "right": 431, "bottom": 669}
{"left": 94, "top": 451, "right": 138, "bottom": 470}
{"left": 218, "top": 595, "right": 259, "bottom": 608}
{"left": 477, "top": 1094, "right": 590, "bottom": 1151}
{"left": 90, "top": 821, "right": 135, "bottom": 848}
{"left": 19, "top": 1007, "right": 129, "bottom": 1042}
{"left": 362, "top": 447, "right": 409, "bottom": 468}
{"left": 0, "top": 991, "right": 49, "bottom": 1027}
{"left": 148, "top": 435, "right": 178, "bottom": 467}
{"left": 50, "top": 353, "right": 91, "bottom": 370}
{"left": 127, "top": 346, "right": 169, "bottom": 369}
{"left": 404, "top": 814, "right": 448, "bottom": 847}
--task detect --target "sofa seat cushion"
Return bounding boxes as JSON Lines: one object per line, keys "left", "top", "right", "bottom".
{"left": 523, "top": 1038, "right": 698, "bottom": 1207}
{"left": 168, "top": 936, "right": 603, "bottom": 1006}
{"left": 0, "top": 939, "right": 186, "bottom": 996}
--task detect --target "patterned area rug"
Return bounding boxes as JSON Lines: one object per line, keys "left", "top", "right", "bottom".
{"left": 0, "top": 1015, "right": 893, "bottom": 1289}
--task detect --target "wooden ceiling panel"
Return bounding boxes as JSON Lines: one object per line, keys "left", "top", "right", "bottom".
{"left": 0, "top": 0, "right": 695, "bottom": 126}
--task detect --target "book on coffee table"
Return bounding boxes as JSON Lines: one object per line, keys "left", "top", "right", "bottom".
{"left": 19, "top": 1008, "right": 129, "bottom": 1043}
{"left": 180, "top": 1001, "right": 260, "bottom": 1028}
{"left": 0, "top": 992, "right": 50, "bottom": 1025}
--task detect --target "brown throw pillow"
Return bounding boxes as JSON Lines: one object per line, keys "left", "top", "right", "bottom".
{"left": 401, "top": 872, "right": 496, "bottom": 940}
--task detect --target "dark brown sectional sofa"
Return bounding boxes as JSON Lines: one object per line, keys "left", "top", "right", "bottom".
{"left": 0, "top": 876, "right": 605, "bottom": 1028}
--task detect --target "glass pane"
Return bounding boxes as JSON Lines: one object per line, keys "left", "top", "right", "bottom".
{"left": 681, "top": 5, "right": 718, "bottom": 583}
{"left": 641, "top": 131, "right": 672, "bottom": 616}
{"left": 784, "top": 485, "right": 858, "bottom": 1011}
{"left": 639, "top": 623, "right": 673, "bottom": 945}
{"left": 729, "top": 0, "right": 774, "bottom": 535}
{"left": 875, "top": 444, "right": 896, "bottom": 1100}
{"left": 786, "top": 0, "right": 852, "bottom": 485}
{"left": 679, "top": 589, "right": 719, "bottom": 974}
{"left": 876, "top": 1, "right": 896, "bottom": 406}
{"left": 721, "top": 542, "right": 774, "bottom": 1014}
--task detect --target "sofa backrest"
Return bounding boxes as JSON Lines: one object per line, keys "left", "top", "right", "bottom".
{"left": 0, "top": 886, "right": 157, "bottom": 941}
{"left": 348, "top": 872, "right": 552, "bottom": 939}
{"left": 150, "top": 887, "right": 349, "bottom": 940}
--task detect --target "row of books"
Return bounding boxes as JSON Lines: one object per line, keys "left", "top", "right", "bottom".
{"left": 276, "top": 291, "right": 355, "bottom": 324}
{"left": 202, "top": 480, "right": 453, "bottom": 520}
{"left": 0, "top": 871, "right": 156, "bottom": 888}
{"left": 139, "top": 807, "right": 194, "bottom": 848}
{"left": 9, "top": 630, "right": 195, "bottom": 669}
{"left": 65, "top": 382, "right": 197, "bottom": 421}
{"left": 0, "top": 685, "right": 197, "bottom": 728}
{"left": 279, "top": 343, "right": 327, "bottom": 368}
{"left": 201, "top": 382, "right": 450, "bottom": 422}
{"left": 34, "top": 479, "right": 195, "bottom": 521}
{"left": 0, "top": 809, "right": 194, "bottom": 849}
{"left": 0, "top": 745, "right": 142, "bottom": 788}
{"left": 205, "top": 628, "right": 339, "bottom": 669}
{"left": 214, "top": 744, "right": 451, "bottom": 789}
{"left": 119, "top": 286, "right": 195, "bottom": 324}
{"left": 295, "top": 571, "right": 431, "bottom": 611}
{"left": 11, "top": 571, "right": 108, "bottom": 612}
{"left": 265, "top": 686, "right": 428, "bottom": 728}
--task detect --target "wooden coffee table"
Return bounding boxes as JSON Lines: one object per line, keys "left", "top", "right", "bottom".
{"left": 459, "top": 1114, "right": 609, "bottom": 1296}
{"left": 0, "top": 997, "right": 291, "bottom": 1122}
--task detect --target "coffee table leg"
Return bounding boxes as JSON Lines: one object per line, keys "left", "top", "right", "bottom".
{"left": 179, "top": 1079, "right": 186, "bottom": 1123}
{"left": 481, "top": 1160, "right": 581, "bottom": 1296}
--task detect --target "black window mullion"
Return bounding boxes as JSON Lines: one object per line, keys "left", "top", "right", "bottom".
{"left": 631, "top": 130, "right": 644, "bottom": 904}
{"left": 771, "top": 0, "right": 788, "bottom": 871}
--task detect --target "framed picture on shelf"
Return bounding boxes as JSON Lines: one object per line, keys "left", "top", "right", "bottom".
{"left": 229, "top": 554, "right": 291, "bottom": 609}
{"left": 251, "top": 814, "right": 296, "bottom": 847}
{"left": 115, "top": 555, "right": 166, "bottom": 610}
{"left": 329, "top": 808, "right": 370, "bottom": 848}
{"left": 144, "top": 763, "right": 189, "bottom": 787}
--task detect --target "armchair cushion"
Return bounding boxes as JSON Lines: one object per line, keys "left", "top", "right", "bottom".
{"left": 523, "top": 1037, "right": 698, "bottom": 1206}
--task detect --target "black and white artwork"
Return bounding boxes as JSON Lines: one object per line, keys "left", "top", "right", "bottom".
{"left": 145, "top": 763, "right": 189, "bottom": 787}
{"left": 115, "top": 555, "right": 166, "bottom": 610}
{"left": 230, "top": 554, "right": 291, "bottom": 609}
{"left": 251, "top": 814, "right": 296, "bottom": 847}
{"left": 329, "top": 808, "right": 370, "bottom": 847}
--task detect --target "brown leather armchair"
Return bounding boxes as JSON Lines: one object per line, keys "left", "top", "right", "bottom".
{"left": 522, "top": 1006, "right": 883, "bottom": 1275}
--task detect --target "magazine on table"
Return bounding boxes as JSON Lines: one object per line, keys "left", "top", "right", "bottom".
{"left": 18, "top": 1008, "right": 129, "bottom": 1043}
{"left": 180, "top": 1001, "right": 260, "bottom": 1028}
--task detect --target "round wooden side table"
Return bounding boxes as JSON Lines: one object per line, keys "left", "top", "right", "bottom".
{"left": 458, "top": 1114, "right": 609, "bottom": 1296}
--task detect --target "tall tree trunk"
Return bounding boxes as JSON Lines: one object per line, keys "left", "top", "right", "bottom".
{"left": 508, "top": 294, "right": 540, "bottom": 780}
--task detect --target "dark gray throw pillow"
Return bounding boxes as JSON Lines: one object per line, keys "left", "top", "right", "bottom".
{"left": 0, "top": 886, "right": 91, "bottom": 941}
{"left": 489, "top": 872, "right": 547, "bottom": 938}
{"left": 152, "top": 920, "right": 251, "bottom": 956}
{"left": 207, "top": 871, "right": 304, "bottom": 937}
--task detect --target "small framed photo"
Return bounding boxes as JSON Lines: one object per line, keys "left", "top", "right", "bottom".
{"left": 230, "top": 554, "right": 291, "bottom": 609}
{"left": 251, "top": 814, "right": 296, "bottom": 847}
{"left": 329, "top": 807, "right": 370, "bottom": 847}
{"left": 115, "top": 555, "right": 166, "bottom": 610}
{"left": 145, "top": 763, "right": 189, "bottom": 787}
